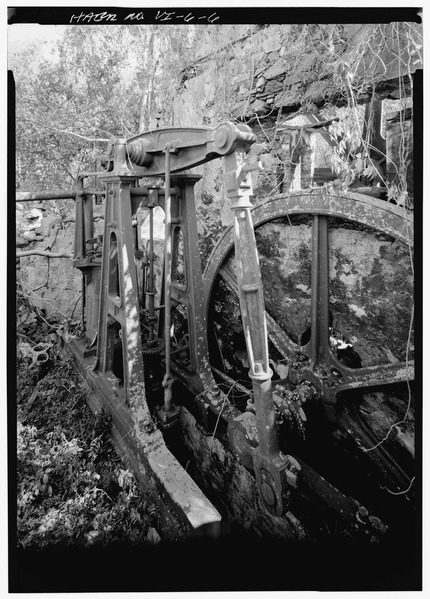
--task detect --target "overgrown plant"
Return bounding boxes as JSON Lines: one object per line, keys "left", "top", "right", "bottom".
{"left": 246, "top": 22, "right": 420, "bottom": 206}
{"left": 324, "top": 22, "right": 420, "bottom": 206}
{"left": 17, "top": 303, "right": 161, "bottom": 549}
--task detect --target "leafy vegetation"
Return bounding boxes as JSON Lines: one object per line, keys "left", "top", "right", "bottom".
{"left": 16, "top": 297, "right": 161, "bottom": 549}
{"left": 12, "top": 24, "right": 197, "bottom": 193}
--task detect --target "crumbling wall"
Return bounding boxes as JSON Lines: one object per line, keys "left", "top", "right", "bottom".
{"left": 16, "top": 201, "right": 104, "bottom": 319}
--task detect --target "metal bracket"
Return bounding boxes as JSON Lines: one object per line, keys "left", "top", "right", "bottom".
{"left": 155, "top": 404, "right": 181, "bottom": 430}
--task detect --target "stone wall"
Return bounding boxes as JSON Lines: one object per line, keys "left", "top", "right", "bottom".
{"left": 17, "top": 203, "right": 79, "bottom": 318}
{"left": 16, "top": 200, "right": 104, "bottom": 319}
{"left": 179, "top": 23, "right": 421, "bottom": 123}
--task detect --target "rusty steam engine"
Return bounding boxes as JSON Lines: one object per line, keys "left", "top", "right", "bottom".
{"left": 24, "top": 119, "right": 416, "bottom": 548}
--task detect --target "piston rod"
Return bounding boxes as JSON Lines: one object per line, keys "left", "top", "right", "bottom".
{"left": 162, "top": 144, "right": 174, "bottom": 413}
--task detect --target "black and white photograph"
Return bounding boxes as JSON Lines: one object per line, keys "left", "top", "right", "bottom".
{"left": 8, "top": 3, "right": 423, "bottom": 593}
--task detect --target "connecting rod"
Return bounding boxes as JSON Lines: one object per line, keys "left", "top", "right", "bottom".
{"left": 224, "top": 141, "right": 295, "bottom": 515}
{"left": 162, "top": 144, "right": 174, "bottom": 413}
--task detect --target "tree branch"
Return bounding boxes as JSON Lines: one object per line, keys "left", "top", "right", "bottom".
{"left": 21, "top": 117, "right": 109, "bottom": 143}
{"left": 17, "top": 250, "right": 73, "bottom": 259}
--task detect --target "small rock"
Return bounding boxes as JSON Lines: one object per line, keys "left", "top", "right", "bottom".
{"left": 16, "top": 237, "right": 29, "bottom": 247}
{"left": 262, "top": 32, "right": 281, "bottom": 53}
{"left": 256, "top": 76, "right": 266, "bottom": 90}
{"left": 23, "top": 230, "right": 37, "bottom": 241}
{"left": 248, "top": 143, "right": 266, "bottom": 157}
{"left": 249, "top": 99, "right": 269, "bottom": 115}
{"left": 263, "top": 59, "right": 286, "bottom": 80}
{"left": 201, "top": 191, "right": 213, "bottom": 206}
{"left": 41, "top": 215, "right": 62, "bottom": 237}
{"left": 17, "top": 342, "right": 34, "bottom": 360}
{"left": 264, "top": 80, "right": 284, "bottom": 94}
{"left": 27, "top": 208, "right": 43, "bottom": 220}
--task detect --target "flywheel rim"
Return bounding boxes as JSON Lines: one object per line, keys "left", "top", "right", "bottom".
{"left": 203, "top": 189, "right": 413, "bottom": 308}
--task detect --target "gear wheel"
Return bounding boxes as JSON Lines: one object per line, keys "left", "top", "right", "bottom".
{"left": 141, "top": 338, "right": 165, "bottom": 356}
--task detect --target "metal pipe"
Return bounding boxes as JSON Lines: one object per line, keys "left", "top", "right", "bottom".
{"left": 211, "top": 365, "right": 252, "bottom": 398}
{"left": 130, "top": 187, "right": 178, "bottom": 197}
{"left": 16, "top": 191, "right": 76, "bottom": 202}
{"left": 250, "top": 373, "right": 279, "bottom": 458}
{"left": 163, "top": 145, "right": 173, "bottom": 412}
{"left": 74, "top": 180, "right": 86, "bottom": 261}
{"left": 81, "top": 273, "right": 86, "bottom": 331}
{"left": 146, "top": 206, "right": 157, "bottom": 345}
{"left": 15, "top": 187, "right": 179, "bottom": 203}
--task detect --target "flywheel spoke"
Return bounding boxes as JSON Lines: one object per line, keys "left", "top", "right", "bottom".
{"left": 308, "top": 214, "right": 331, "bottom": 367}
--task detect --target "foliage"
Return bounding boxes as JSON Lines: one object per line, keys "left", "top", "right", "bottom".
{"left": 17, "top": 416, "right": 159, "bottom": 548}
{"left": 323, "top": 23, "right": 420, "bottom": 204}
{"left": 16, "top": 283, "right": 61, "bottom": 345}
{"left": 13, "top": 25, "right": 197, "bottom": 193}
{"left": 326, "top": 107, "right": 380, "bottom": 188}
{"left": 16, "top": 302, "right": 160, "bottom": 549}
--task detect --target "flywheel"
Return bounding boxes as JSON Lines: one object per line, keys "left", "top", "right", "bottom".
{"left": 202, "top": 188, "right": 415, "bottom": 533}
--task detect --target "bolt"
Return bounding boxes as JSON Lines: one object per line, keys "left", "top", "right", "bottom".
{"left": 260, "top": 482, "right": 276, "bottom": 507}
{"left": 214, "top": 128, "right": 228, "bottom": 149}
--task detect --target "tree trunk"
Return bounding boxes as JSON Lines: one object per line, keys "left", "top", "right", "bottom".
{"left": 139, "top": 28, "right": 156, "bottom": 133}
